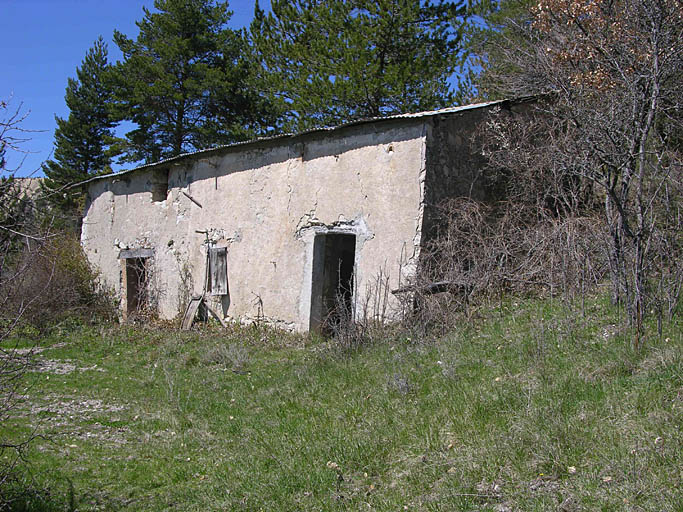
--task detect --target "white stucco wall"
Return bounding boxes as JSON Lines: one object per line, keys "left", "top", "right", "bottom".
{"left": 81, "top": 119, "right": 428, "bottom": 331}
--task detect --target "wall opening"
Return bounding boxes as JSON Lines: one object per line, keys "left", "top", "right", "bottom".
{"left": 124, "top": 257, "right": 150, "bottom": 319}
{"left": 150, "top": 168, "right": 169, "bottom": 202}
{"left": 310, "top": 233, "right": 356, "bottom": 333}
{"left": 119, "top": 249, "right": 155, "bottom": 320}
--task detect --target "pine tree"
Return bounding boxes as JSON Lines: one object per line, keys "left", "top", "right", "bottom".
{"left": 459, "top": 0, "right": 536, "bottom": 100}
{"left": 250, "top": 0, "right": 469, "bottom": 132}
{"left": 42, "top": 37, "right": 116, "bottom": 225}
{"left": 113, "top": 0, "right": 274, "bottom": 164}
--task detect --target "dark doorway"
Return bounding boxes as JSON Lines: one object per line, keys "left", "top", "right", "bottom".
{"left": 125, "top": 257, "right": 149, "bottom": 317}
{"left": 310, "top": 233, "right": 356, "bottom": 333}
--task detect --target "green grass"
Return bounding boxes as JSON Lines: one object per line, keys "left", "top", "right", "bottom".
{"left": 1, "top": 294, "right": 681, "bottom": 511}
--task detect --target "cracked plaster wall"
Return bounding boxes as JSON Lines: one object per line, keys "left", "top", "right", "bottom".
{"left": 82, "top": 119, "right": 427, "bottom": 331}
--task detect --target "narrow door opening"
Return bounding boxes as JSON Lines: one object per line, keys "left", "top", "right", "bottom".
{"left": 150, "top": 168, "right": 169, "bottom": 202}
{"left": 310, "top": 233, "right": 356, "bottom": 333}
{"left": 125, "top": 257, "right": 149, "bottom": 317}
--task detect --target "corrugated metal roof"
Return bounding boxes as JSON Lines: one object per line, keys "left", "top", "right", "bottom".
{"left": 76, "top": 99, "right": 507, "bottom": 188}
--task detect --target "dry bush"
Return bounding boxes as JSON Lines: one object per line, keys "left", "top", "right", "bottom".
{"left": 325, "top": 288, "right": 372, "bottom": 351}
{"left": 647, "top": 183, "right": 683, "bottom": 328}
{"left": 326, "top": 269, "right": 395, "bottom": 350}
{"left": 0, "top": 231, "right": 113, "bottom": 506}
{"left": 478, "top": 101, "right": 683, "bottom": 336}
{"left": 0, "top": 234, "right": 115, "bottom": 329}
{"left": 400, "top": 198, "right": 609, "bottom": 332}
{"left": 200, "top": 343, "right": 249, "bottom": 373}
{"left": 0, "top": 99, "right": 57, "bottom": 503}
{"left": 472, "top": 0, "right": 683, "bottom": 341}
{"left": 0, "top": 342, "right": 33, "bottom": 495}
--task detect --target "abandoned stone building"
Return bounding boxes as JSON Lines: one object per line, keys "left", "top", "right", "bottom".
{"left": 80, "top": 99, "right": 516, "bottom": 331}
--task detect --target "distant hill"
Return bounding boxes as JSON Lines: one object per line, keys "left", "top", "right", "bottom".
{"left": 11, "top": 177, "right": 44, "bottom": 199}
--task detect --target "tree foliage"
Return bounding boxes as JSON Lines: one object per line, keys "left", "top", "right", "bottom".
{"left": 460, "top": 0, "right": 535, "bottom": 99}
{"left": 113, "top": 0, "right": 274, "bottom": 164}
{"left": 477, "top": 0, "right": 683, "bottom": 341}
{"left": 1, "top": 100, "right": 40, "bottom": 243}
{"left": 42, "top": 37, "right": 116, "bottom": 224}
{"left": 250, "top": 0, "right": 469, "bottom": 131}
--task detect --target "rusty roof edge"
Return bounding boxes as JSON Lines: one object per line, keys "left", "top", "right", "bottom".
{"left": 73, "top": 98, "right": 517, "bottom": 189}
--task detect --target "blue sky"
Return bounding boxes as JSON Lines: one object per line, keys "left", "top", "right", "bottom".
{"left": 1, "top": 0, "right": 262, "bottom": 177}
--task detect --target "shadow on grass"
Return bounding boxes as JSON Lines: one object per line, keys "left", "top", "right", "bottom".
{"left": 1, "top": 481, "right": 74, "bottom": 512}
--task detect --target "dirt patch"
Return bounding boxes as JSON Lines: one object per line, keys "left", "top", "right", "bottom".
{"left": 30, "top": 359, "right": 105, "bottom": 374}
{"left": 10, "top": 342, "right": 70, "bottom": 355}
{"left": 29, "top": 398, "right": 131, "bottom": 445}
{"left": 0, "top": 343, "right": 91, "bottom": 375}
{"left": 30, "top": 398, "right": 126, "bottom": 417}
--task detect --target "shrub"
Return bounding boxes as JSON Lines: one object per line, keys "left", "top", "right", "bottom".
{"left": 0, "top": 234, "right": 116, "bottom": 328}
{"left": 400, "top": 198, "right": 609, "bottom": 332}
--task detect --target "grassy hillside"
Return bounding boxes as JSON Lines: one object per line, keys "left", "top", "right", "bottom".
{"left": 2, "top": 294, "right": 680, "bottom": 511}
